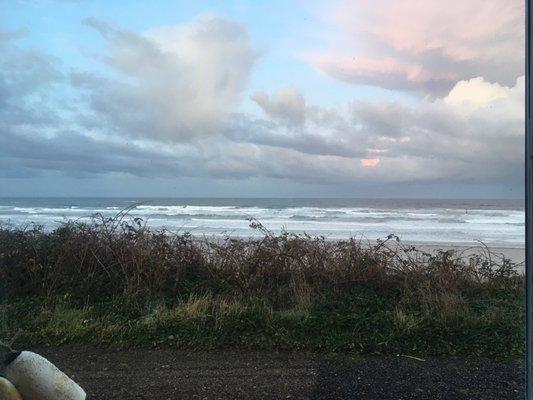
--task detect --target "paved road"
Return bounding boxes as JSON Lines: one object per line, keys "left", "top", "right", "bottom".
{"left": 27, "top": 346, "right": 524, "bottom": 399}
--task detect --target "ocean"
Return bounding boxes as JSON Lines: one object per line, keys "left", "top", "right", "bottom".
{"left": 0, "top": 198, "right": 524, "bottom": 247}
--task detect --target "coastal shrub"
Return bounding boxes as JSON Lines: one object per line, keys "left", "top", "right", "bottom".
{"left": 0, "top": 215, "right": 524, "bottom": 357}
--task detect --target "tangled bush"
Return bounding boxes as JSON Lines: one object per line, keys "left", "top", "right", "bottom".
{"left": 0, "top": 215, "right": 521, "bottom": 307}
{"left": 0, "top": 214, "right": 524, "bottom": 356}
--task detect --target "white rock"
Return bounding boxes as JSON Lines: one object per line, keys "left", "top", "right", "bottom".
{"left": 4, "top": 351, "right": 86, "bottom": 400}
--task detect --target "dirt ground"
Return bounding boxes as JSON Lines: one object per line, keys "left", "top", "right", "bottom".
{"left": 28, "top": 346, "right": 523, "bottom": 400}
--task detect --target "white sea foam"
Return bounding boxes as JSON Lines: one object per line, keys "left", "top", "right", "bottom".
{"left": 0, "top": 199, "right": 524, "bottom": 246}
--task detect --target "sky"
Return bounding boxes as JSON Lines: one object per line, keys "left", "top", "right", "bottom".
{"left": 0, "top": 0, "right": 525, "bottom": 198}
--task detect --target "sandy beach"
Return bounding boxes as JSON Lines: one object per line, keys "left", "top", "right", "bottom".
{"left": 408, "top": 243, "right": 525, "bottom": 270}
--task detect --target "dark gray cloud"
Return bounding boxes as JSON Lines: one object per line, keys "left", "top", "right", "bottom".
{"left": 225, "top": 114, "right": 365, "bottom": 158}
{"left": 251, "top": 87, "right": 307, "bottom": 127}
{"left": 0, "top": 129, "right": 192, "bottom": 178}
{"left": 351, "top": 101, "right": 411, "bottom": 138}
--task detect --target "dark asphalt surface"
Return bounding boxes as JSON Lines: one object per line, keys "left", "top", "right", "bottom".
{"left": 28, "top": 346, "right": 523, "bottom": 399}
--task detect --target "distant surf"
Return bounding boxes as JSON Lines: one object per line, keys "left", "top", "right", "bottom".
{"left": 0, "top": 198, "right": 524, "bottom": 246}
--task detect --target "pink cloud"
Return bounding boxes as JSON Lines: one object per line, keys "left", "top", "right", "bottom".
{"left": 306, "top": 0, "right": 524, "bottom": 95}
{"left": 332, "top": 0, "right": 522, "bottom": 60}
{"left": 360, "top": 158, "right": 380, "bottom": 167}
{"left": 304, "top": 52, "right": 457, "bottom": 93}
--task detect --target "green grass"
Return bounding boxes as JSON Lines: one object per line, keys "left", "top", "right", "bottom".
{"left": 0, "top": 216, "right": 525, "bottom": 357}
{"left": 0, "top": 287, "right": 523, "bottom": 357}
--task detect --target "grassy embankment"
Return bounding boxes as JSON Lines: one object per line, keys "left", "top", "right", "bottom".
{"left": 0, "top": 213, "right": 524, "bottom": 357}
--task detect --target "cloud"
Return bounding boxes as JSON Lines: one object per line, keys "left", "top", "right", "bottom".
{"left": 351, "top": 100, "right": 410, "bottom": 138}
{"left": 229, "top": 77, "right": 524, "bottom": 184}
{"left": 0, "top": 28, "right": 28, "bottom": 41}
{"left": 0, "top": 130, "right": 187, "bottom": 178}
{"left": 0, "top": 78, "right": 524, "bottom": 187}
{"left": 77, "top": 15, "right": 257, "bottom": 141}
{"left": 0, "top": 41, "right": 62, "bottom": 101}
{"left": 305, "top": 53, "right": 454, "bottom": 95}
{"left": 361, "top": 158, "right": 380, "bottom": 167}
{"left": 444, "top": 77, "right": 512, "bottom": 112}
{"left": 373, "top": 76, "right": 524, "bottom": 182}
{"left": 0, "top": 14, "right": 523, "bottom": 193}
{"left": 251, "top": 87, "right": 307, "bottom": 126}
{"left": 0, "top": 34, "right": 64, "bottom": 136}
{"left": 226, "top": 115, "right": 365, "bottom": 158}
{"left": 306, "top": 0, "right": 524, "bottom": 95}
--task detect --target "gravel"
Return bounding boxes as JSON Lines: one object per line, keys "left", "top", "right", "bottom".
{"left": 27, "top": 346, "right": 524, "bottom": 400}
